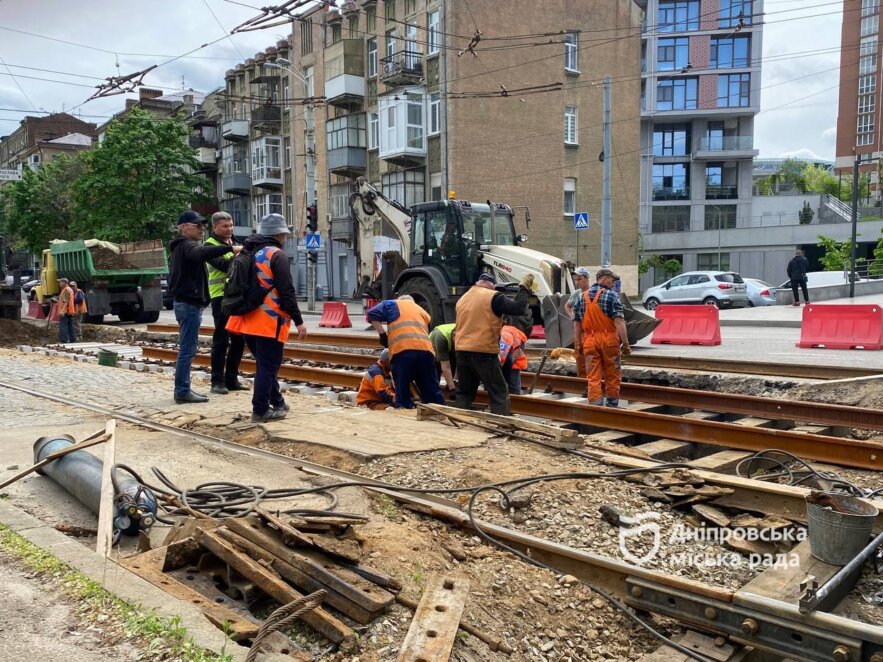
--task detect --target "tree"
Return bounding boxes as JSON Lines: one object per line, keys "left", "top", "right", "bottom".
{"left": 74, "top": 108, "right": 207, "bottom": 242}
{"left": 798, "top": 201, "right": 814, "bottom": 225}
{"left": 870, "top": 232, "right": 883, "bottom": 276}
{"left": 1, "top": 154, "right": 88, "bottom": 253}
{"left": 817, "top": 234, "right": 862, "bottom": 271}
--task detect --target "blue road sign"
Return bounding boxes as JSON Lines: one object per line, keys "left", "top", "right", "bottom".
{"left": 305, "top": 232, "right": 321, "bottom": 250}
{"left": 574, "top": 212, "right": 590, "bottom": 230}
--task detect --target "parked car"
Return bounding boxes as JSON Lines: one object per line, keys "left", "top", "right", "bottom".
{"left": 744, "top": 278, "right": 777, "bottom": 306}
{"left": 161, "top": 278, "right": 173, "bottom": 310}
{"left": 777, "top": 271, "right": 851, "bottom": 290}
{"left": 642, "top": 271, "right": 749, "bottom": 310}
{"left": 22, "top": 278, "right": 40, "bottom": 293}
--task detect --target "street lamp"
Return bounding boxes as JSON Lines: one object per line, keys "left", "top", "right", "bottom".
{"left": 850, "top": 153, "right": 876, "bottom": 298}
{"left": 265, "top": 58, "right": 310, "bottom": 87}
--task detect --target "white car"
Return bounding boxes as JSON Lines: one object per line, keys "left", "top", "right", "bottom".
{"left": 744, "top": 278, "right": 777, "bottom": 306}
{"left": 642, "top": 271, "right": 750, "bottom": 310}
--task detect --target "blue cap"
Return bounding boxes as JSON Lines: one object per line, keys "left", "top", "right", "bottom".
{"left": 177, "top": 210, "right": 206, "bottom": 225}
{"left": 478, "top": 272, "right": 497, "bottom": 285}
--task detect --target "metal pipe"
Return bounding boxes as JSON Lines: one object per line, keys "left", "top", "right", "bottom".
{"left": 799, "top": 528, "right": 883, "bottom": 613}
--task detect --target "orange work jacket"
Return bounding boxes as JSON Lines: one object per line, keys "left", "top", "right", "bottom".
{"left": 387, "top": 300, "right": 433, "bottom": 358}
{"left": 226, "top": 246, "right": 291, "bottom": 342}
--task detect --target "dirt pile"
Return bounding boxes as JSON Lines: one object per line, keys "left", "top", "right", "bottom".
{"left": 0, "top": 319, "right": 51, "bottom": 347}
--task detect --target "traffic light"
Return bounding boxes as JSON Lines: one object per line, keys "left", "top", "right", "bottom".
{"left": 306, "top": 203, "right": 318, "bottom": 232}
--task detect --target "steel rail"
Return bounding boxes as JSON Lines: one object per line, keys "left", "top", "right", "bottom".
{"left": 144, "top": 323, "right": 880, "bottom": 381}
{"left": 3, "top": 376, "right": 882, "bottom": 659}
{"left": 140, "top": 347, "right": 883, "bottom": 470}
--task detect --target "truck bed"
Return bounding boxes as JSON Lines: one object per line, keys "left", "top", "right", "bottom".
{"left": 52, "top": 239, "right": 167, "bottom": 285}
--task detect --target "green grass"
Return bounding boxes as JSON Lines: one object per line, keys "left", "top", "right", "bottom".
{"left": 374, "top": 493, "right": 400, "bottom": 518}
{"left": 0, "top": 523, "right": 232, "bottom": 662}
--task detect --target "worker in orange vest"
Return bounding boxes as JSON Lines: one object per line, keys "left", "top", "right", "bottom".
{"left": 69, "top": 280, "right": 88, "bottom": 341}
{"left": 356, "top": 349, "right": 395, "bottom": 409}
{"left": 56, "top": 277, "right": 76, "bottom": 343}
{"left": 499, "top": 319, "right": 529, "bottom": 395}
{"left": 367, "top": 295, "right": 445, "bottom": 409}
{"left": 227, "top": 214, "right": 306, "bottom": 422}
{"left": 572, "top": 268, "right": 631, "bottom": 407}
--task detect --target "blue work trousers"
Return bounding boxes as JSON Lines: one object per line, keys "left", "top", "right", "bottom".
{"left": 174, "top": 300, "right": 203, "bottom": 398}
{"left": 244, "top": 334, "right": 285, "bottom": 416}
{"left": 390, "top": 349, "right": 446, "bottom": 409}
{"left": 58, "top": 314, "right": 75, "bottom": 344}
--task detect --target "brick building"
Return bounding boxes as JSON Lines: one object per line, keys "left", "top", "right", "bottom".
{"left": 0, "top": 113, "right": 97, "bottom": 170}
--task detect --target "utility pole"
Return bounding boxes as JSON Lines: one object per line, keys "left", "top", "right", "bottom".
{"left": 850, "top": 153, "right": 874, "bottom": 298}
{"left": 601, "top": 77, "right": 612, "bottom": 268}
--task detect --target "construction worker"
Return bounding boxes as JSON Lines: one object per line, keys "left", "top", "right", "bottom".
{"left": 564, "top": 267, "right": 591, "bottom": 378}
{"left": 454, "top": 272, "right": 533, "bottom": 415}
{"left": 499, "top": 318, "right": 529, "bottom": 395}
{"left": 205, "top": 211, "right": 246, "bottom": 395}
{"left": 227, "top": 214, "right": 306, "bottom": 422}
{"left": 357, "top": 349, "right": 395, "bottom": 409}
{"left": 572, "top": 268, "right": 631, "bottom": 407}
{"left": 56, "top": 277, "right": 75, "bottom": 343}
{"left": 428, "top": 322, "right": 456, "bottom": 394}
{"left": 367, "top": 294, "right": 446, "bottom": 409}
{"left": 69, "top": 280, "right": 87, "bottom": 341}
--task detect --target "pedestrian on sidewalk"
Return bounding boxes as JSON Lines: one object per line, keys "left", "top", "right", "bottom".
{"left": 454, "top": 272, "right": 532, "bottom": 415}
{"left": 56, "top": 277, "right": 75, "bottom": 343}
{"left": 204, "top": 211, "right": 246, "bottom": 395}
{"left": 356, "top": 349, "right": 395, "bottom": 410}
{"left": 227, "top": 214, "right": 306, "bottom": 422}
{"left": 573, "top": 268, "right": 630, "bottom": 407}
{"left": 367, "top": 295, "right": 446, "bottom": 409}
{"left": 69, "top": 280, "right": 87, "bottom": 341}
{"left": 787, "top": 248, "right": 810, "bottom": 306}
{"left": 169, "top": 210, "right": 242, "bottom": 404}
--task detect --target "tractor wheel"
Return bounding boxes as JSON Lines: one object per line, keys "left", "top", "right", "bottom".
{"left": 398, "top": 277, "right": 445, "bottom": 327}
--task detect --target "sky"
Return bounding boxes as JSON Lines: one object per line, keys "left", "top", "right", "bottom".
{"left": 0, "top": 0, "right": 844, "bottom": 160}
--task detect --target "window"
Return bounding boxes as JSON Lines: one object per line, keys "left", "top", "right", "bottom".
{"left": 653, "top": 163, "right": 690, "bottom": 200}
{"left": 717, "top": 73, "right": 750, "bottom": 107}
{"left": 564, "top": 178, "right": 577, "bottom": 215}
{"left": 348, "top": 14, "right": 359, "bottom": 36}
{"left": 862, "top": 14, "right": 879, "bottom": 37}
{"left": 300, "top": 20, "right": 313, "bottom": 55}
{"left": 698, "top": 253, "right": 730, "bottom": 271}
{"left": 719, "top": 0, "right": 752, "bottom": 28}
{"left": 378, "top": 90, "right": 426, "bottom": 157}
{"left": 366, "top": 5, "right": 376, "bottom": 31}
{"left": 282, "top": 77, "right": 290, "bottom": 107}
{"left": 859, "top": 93, "right": 876, "bottom": 115}
{"left": 284, "top": 136, "right": 291, "bottom": 169}
{"left": 704, "top": 205, "right": 737, "bottom": 230}
{"left": 651, "top": 207, "right": 690, "bottom": 233}
{"left": 367, "top": 38, "right": 378, "bottom": 77}
{"left": 368, "top": 111, "right": 379, "bottom": 149}
{"left": 706, "top": 163, "right": 722, "bottom": 187}
{"left": 223, "top": 197, "right": 250, "bottom": 229}
{"left": 564, "top": 105, "right": 578, "bottom": 145}
{"left": 386, "top": 0, "right": 396, "bottom": 22}
{"left": 710, "top": 36, "right": 750, "bottom": 68}
{"left": 429, "top": 92, "right": 440, "bottom": 135}
{"left": 656, "top": 78, "right": 697, "bottom": 110}
{"left": 653, "top": 124, "right": 690, "bottom": 156}
{"left": 564, "top": 33, "right": 579, "bottom": 73}
{"left": 657, "top": 38, "right": 689, "bottom": 71}
{"left": 863, "top": 0, "right": 879, "bottom": 17}
{"left": 861, "top": 35, "right": 878, "bottom": 57}
{"left": 303, "top": 65, "right": 314, "bottom": 98}
{"left": 428, "top": 10, "right": 440, "bottom": 54}
{"left": 858, "top": 131, "right": 874, "bottom": 147}
{"left": 386, "top": 29, "right": 397, "bottom": 59}
{"left": 331, "top": 23, "right": 342, "bottom": 44}
{"left": 405, "top": 0, "right": 415, "bottom": 14}
{"left": 382, "top": 169, "right": 425, "bottom": 208}
{"left": 251, "top": 136, "right": 282, "bottom": 182}
{"left": 287, "top": 196, "right": 293, "bottom": 225}
{"left": 222, "top": 143, "right": 248, "bottom": 175}
{"left": 330, "top": 183, "right": 351, "bottom": 219}
{"left": 858, "top": 113, "right": 875, "bottom": 135}
{"left": 326, "top": 114, "right": 367, "bottom": 150}
{"left": 254, "top": 193, "right": 284, "bottom": 223}
{"left": 860, "top": 74, "right": 877, "bottom": 95}
{"left": 430, "top": 172, "right": 443, "bottom": 201}
{"left": 405, "top": 23, "right": 419, "bottom": 68}
{"left": 658, "top": 1, "right": 700, "bottom": 32}
{"left": 861, "top": 55, "right": 878, "bottom": 75}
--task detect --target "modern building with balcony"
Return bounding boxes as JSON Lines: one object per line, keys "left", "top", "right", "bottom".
{"left": 637, "top": 0, "right": 764, "bottom": 289}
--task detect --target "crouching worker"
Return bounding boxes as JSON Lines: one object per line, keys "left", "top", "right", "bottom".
{"left": 357, "top": 349, "right": 395, "bottom": 410}
{"left": 499, "top": 318, "right": 529, "bottom": 395}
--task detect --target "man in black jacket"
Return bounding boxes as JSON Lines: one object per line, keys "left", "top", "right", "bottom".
{"left": 169, "top": 210, "right": 241, "bottom": 403}
{"left": 786, "top": 248, "right": 810, "bottom": 306}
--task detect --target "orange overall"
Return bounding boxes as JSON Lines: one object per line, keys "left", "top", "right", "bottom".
{"left": 581, "top": 289, "right": 621, "bottom": 404}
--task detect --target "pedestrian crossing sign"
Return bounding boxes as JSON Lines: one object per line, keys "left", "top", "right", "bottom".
{"left": 305, "top": 232, "right": 321, "bottom": 250}
{"left": 574, "top": 212, "right": 589, "bottom": 230}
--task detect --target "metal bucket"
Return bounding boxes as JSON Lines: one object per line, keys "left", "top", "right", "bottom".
{"left": 97, "top": 350, "right": 118, "bottom": 367}
{"left": 806, "top": 493, "right": 878, "bottom": 565}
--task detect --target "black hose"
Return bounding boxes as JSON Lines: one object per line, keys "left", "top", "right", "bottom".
{"left": 735, "top": 450, "right": 882, "bottom": 498}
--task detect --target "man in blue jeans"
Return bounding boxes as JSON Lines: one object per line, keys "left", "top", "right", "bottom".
{"left": 168, "top": 210, "right": 241, "bottom": 403}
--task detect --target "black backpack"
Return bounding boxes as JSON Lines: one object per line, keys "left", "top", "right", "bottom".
{"left": 221, "top": 249, "right": 270, "bottom": 316}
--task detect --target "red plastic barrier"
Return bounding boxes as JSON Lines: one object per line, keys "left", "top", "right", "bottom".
{"left": 47, "top": 301, "right": 60, "bottom": 322}
{"left": 530, "top": 324, "right": 546, "bottom": 340}
{"left": 364, "top": 297, "right": 379, "bottom": 322}
{"left": 25, "top": 300, "right": 46, "bottom": 320}
{"left": 797, "top": 304, "right": 883, "bottom": 350}
{"left": 651, "top": 305, "right": 721, "bottom": 346}
{"left": 318, "top": 301, "right": 353, "bottom": 328}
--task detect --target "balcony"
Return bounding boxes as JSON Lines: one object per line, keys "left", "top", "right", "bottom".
{"left": 653, "top": 186, "right": 690, "bottom": 201}
{"left": 694, "top": 135, "right": 757, "bottom": 160}
{"left": 221, "top": 172, "right": 251, "bottom": 196}
{"left": 251, "top": 136, "right": 283, "bottom": 189}
{"left": 189, "top": 134, "right": 218, "bottom": 149}
{"left": 329, "top": 217, "right": 356, "bottom": 242}
{"left": 252, "top": 164, "right": 283, "bottom": 188}
{"left": 221, "top": 119, "right": 249, "bottom": 142}
{"left": 195, "top": 147, "right": 218, "bottom": 171}
{"left": 326, "top": 114, "right": 367, "bottom": 176}
{"left": 325, "top": 39, "right": 366, "bottom": 107}
{"left": 252, "top": 104, "right": 282, "bottom": 132}
{"left": 378, "top": 90, "right": 426, "bottom": 164}
{"left": 380, "top": 50, "right": 423, "bottom": 86}
{"left": 706, "top": 185, "right": 738, "bottom": 200}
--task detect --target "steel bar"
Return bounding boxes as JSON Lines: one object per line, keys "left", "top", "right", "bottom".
{"left": 139, "top": 347, "right": 883, "bottom": 470}
{"left": 799, "top": 529, "right": 883, "bottom": 614}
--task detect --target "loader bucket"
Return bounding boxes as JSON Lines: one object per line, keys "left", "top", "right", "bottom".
{"left": 540, "top": 292, "right": 660, "bottom": 348}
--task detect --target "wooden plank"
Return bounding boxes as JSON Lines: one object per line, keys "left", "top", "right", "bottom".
{"left": 584, "top": 430, "right": 639, "bottom": 444}
{"left": 681, "top": 411, "right": 723, "bottom": 421}
{"left": 0, "top": 429, "right": 109, "bottom": 489}
{"left": 634, "top": 439, "right": 693, "bottom": 460}
{"left": 739, "top": 540, "right": 840, "bottom": 604}
{"left": 730, "top": 417, "right": 776, "bottom": 428}
{"left": 397, "top": 574, "right": 470, "bottom": 662}
{"left": 689, "top": 451, "right": 751, "bottom": 472}
{"left": 421, "top": 403, "right": 582, "bottom": 444}
{"left": 196, "top": 528, "right": 354, "bottom": 646}
{"left": 692, "top": 504, "right": 732, "bottom": 528}
{"left": 95, "top": 419, "right": 116, "bottom": 557}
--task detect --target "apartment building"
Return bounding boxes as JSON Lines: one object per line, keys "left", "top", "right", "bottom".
{"left": 637, "top": 0, "right": 763, "bottom": 289}
{"left": 285, "top": 0, "right": 643, "bottom": 298}
{"left": 0, "top": 113, "right": 97, "bottom": 171}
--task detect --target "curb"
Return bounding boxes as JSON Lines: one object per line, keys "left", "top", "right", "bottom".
{"left": 0, "top": 500, "right": 252, "bottom": 661}
{"left": 718, "top": 320, "right": 802, "bottom": 328}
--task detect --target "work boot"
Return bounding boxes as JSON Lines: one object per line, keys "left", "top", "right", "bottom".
{"left": 792, "top": 302, "right": 800, "bottom": 307}
{"left": 589, "top": 398, "right": 605, "bottom": 406}
{"left": 274, "top": 401, "right": 290, "bottom": 414}
{"left": 606, "top": 399, "right": 620, "bottom": 408}
{"left": 251, "top": 409, "right": 287, "bottom": 423}
{"left": 175, "top": 391, "right": 209, "bottom": 404}
{"left": 211, "top": 383, "right": 229, "bottom": 395}
{"left": 226, "top": 380, "right": 249, "bottom": 391}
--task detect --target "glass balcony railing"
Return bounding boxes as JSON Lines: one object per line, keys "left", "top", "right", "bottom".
{"left": 652, "top": 186, "right": 690, "bottom": 201}
{"left": 706, "top": 185, "right": 738, "bottom": 200}
{"left": 697, "top": 136, "right": 754, "bottom": 151}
